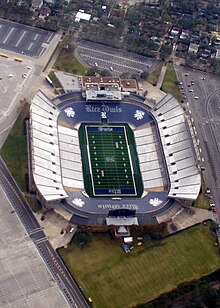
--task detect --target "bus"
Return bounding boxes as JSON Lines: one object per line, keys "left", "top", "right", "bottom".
{"left": 14, "top": 58, "right": 23, "bottom": 62}
{"left": 45, "top": 76, "right": 54, "bottom": 88}
{"left": 0, "top": 53, "right": 8, "bottom": 58}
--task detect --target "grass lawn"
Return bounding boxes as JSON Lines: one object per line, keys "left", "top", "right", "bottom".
{"left": 0, "top": 105, "right": 42, "bottom": 213}
{"left": 0, "top": 104, "right": 29, "bottom": 191}
{"left": 54, "top": 49, "right": 87, "bottom": 75}
{"left": 147, "top": 62, "right": 164, "bottom": 85}
{"left": 59, "top": 225, "right": 219, "bottom": 308}
{"left": 193, "top": 177, "right": 210, "bottom": 210}
{"left": 161, "top": 63, "right": 182, "bottom": 101}
{"left": 25, "top": 196, "right": 42, "bottom": 213}
{"left": 48, "top": 71, "right": 62, "bottom": 89}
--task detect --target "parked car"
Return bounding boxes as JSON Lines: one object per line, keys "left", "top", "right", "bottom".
{"left": 206, "top": 187, "right": 211, "bottom": 194}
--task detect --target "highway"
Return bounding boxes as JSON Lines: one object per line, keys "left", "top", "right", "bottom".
{"left": 174, "top": 65, "right": 220, "bottom": 222}
{"left": 0, "top": 157, "right": 89, "bottom": 308}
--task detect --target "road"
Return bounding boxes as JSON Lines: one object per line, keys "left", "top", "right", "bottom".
{"left": 175, "top": 65, "right": 220, "bottom": 222}
{"left": 0, "top": 157, "right": 89, "bottom": 308}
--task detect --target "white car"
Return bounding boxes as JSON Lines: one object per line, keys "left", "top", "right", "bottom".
{"left": 189, "top": 89, "right": 193, "bottom": 92}
{"left": 22, "top": 73, "right": 27, "bottom": 78}
{"left": 194, "top": 96, "right": 198, "bottom": 99}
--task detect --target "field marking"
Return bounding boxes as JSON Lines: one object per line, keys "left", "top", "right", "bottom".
{"left": 85, "top": 126, "right": 95, "bottom": 196}
{"left": 3, "top": 28, "right": 15, "bottom": 44}
{"left": 124, "top": 125, "right": 137, "bottom": 195}
{"left": 15, "top": 31, "right": 27, "bottom": 47}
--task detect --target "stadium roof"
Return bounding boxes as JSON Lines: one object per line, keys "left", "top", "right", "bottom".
{"left": 151, "top": 94, "right": 201, "bottom": 200}
{"left": 30, "top": 91, "right": 68, "bottom": 202}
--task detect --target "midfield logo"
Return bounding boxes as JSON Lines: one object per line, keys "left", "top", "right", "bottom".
{"left": 134, "top": 110, "right": 145, "bottom": 120}
{"left": 72, "top": 198, "right": 85, "bottom": 207}
{"left": 149, "top": 198, "right": 163, "bottom": 207}
{"left": 64, "top": 107, "right": 75, "bottom": 118}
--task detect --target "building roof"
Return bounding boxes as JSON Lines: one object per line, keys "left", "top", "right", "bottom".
{"left": 75, "top": 11, "right": 91, "bottom": 22}
{"left": 54, "top": 71, "right": 81, "bottom": 93}
{"left": 189, "top": 43, "right": 199, "bottom": 53}
{"left": 106, "top": 217, "right": 138, "bottom": 226}
{"left": 86, "top": 90, "right": 122, "bottom": 101}
{"left": 121, "top": 79, "right": 138, "bottom": 92}
{"left": 82, "top": 76, "right": 121, "bottom": 88}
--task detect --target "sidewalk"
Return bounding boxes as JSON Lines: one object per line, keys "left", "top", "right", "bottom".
{"left": 138, "top": 62, "right": 168, "bottom": 106}
{"left": 156, "top": 63, "right": 167, "bottom": 89}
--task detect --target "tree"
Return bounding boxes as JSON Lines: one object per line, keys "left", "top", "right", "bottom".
{"left": 140, "top": 71, "right": 149, "bottom": 80}
{"left": 86, "top": 68, "right": 99, "bottom": 76}
{"left": 160, "top": 44, "right": 172, "bottom": 60}
{"left": 99, "top": 69, "right": 112, "bottom": 77}
{"left": 74, "top": 229, "right": 91, "bottom": 246}
{"left": 120, "top": 72, "right": 131, "bottom": 79}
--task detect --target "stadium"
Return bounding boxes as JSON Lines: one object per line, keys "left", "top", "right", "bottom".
{"left": 28, "top": 77, "right": 201, "bottom": 228}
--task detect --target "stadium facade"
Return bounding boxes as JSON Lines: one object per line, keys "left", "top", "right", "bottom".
{"left": 28, "top": 79, "right": 201, "bottom": 226}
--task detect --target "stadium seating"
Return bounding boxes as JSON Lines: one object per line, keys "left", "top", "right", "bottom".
{"left": 58, "top": 125, "right": 84, "bottom": 189}
{"left": 30, "top": 91, "right": 68, "bottom": 202}
{"left": 151, "top": 94, "right": 201, "bottom": 200}
{"left": 134, "top": 126, "right": 164, "bottom": 190}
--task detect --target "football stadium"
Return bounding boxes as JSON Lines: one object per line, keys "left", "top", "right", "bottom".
{"left": 28, "top": 77, "right": 202, "bottom": 227}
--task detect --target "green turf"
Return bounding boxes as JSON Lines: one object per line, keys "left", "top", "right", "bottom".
{"left": 48, "top": 71, "right": 62, "bottom": 89}
{"left": 0, "top": 104, "right": 29, "bottom": 191}
{"left": 79, "top": 123, "right": 143, "bottom": 197}
{"left": 0, "top": 104, "right": 42, "bottom": 213}
{"left": 86, "top": 126, "right": 135, "bottom": 195}
{"left": 54, "top": 49, "right": 87, "bottom": 75}
{"left": 161, "top": 63, "right": 182, "bottom": 101}
{"left": 25, "top": 196, "right": 42, "bottom": 213}
{"left": 193, "top": 177, "right": 210, "bottom": 210}
{"left": 147, "top": 62, "right": 164, "bottom": 85}
{"left": 58, "top": 224, "right": 220, "bottom": 308}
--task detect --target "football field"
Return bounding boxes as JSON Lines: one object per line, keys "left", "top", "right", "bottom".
{"left": 85, "top": 125, "right": 136, "bottom": 196}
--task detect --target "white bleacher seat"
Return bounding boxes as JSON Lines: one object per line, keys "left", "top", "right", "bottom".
{"left": 151, "top": 94, "right": 201, "bottom": 200}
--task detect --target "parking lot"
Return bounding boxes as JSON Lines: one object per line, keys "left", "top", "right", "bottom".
{"left": 77, "top": 40, "right": 160, "bottom": 75}
{"left": 0, "top": 19, "right": 54, "bottom": 58}
{"left": 0, "top": 56, "right": 33, "bottom": 118}
{"left": 0, "top": 185, "right": 68, "bottom": 308}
